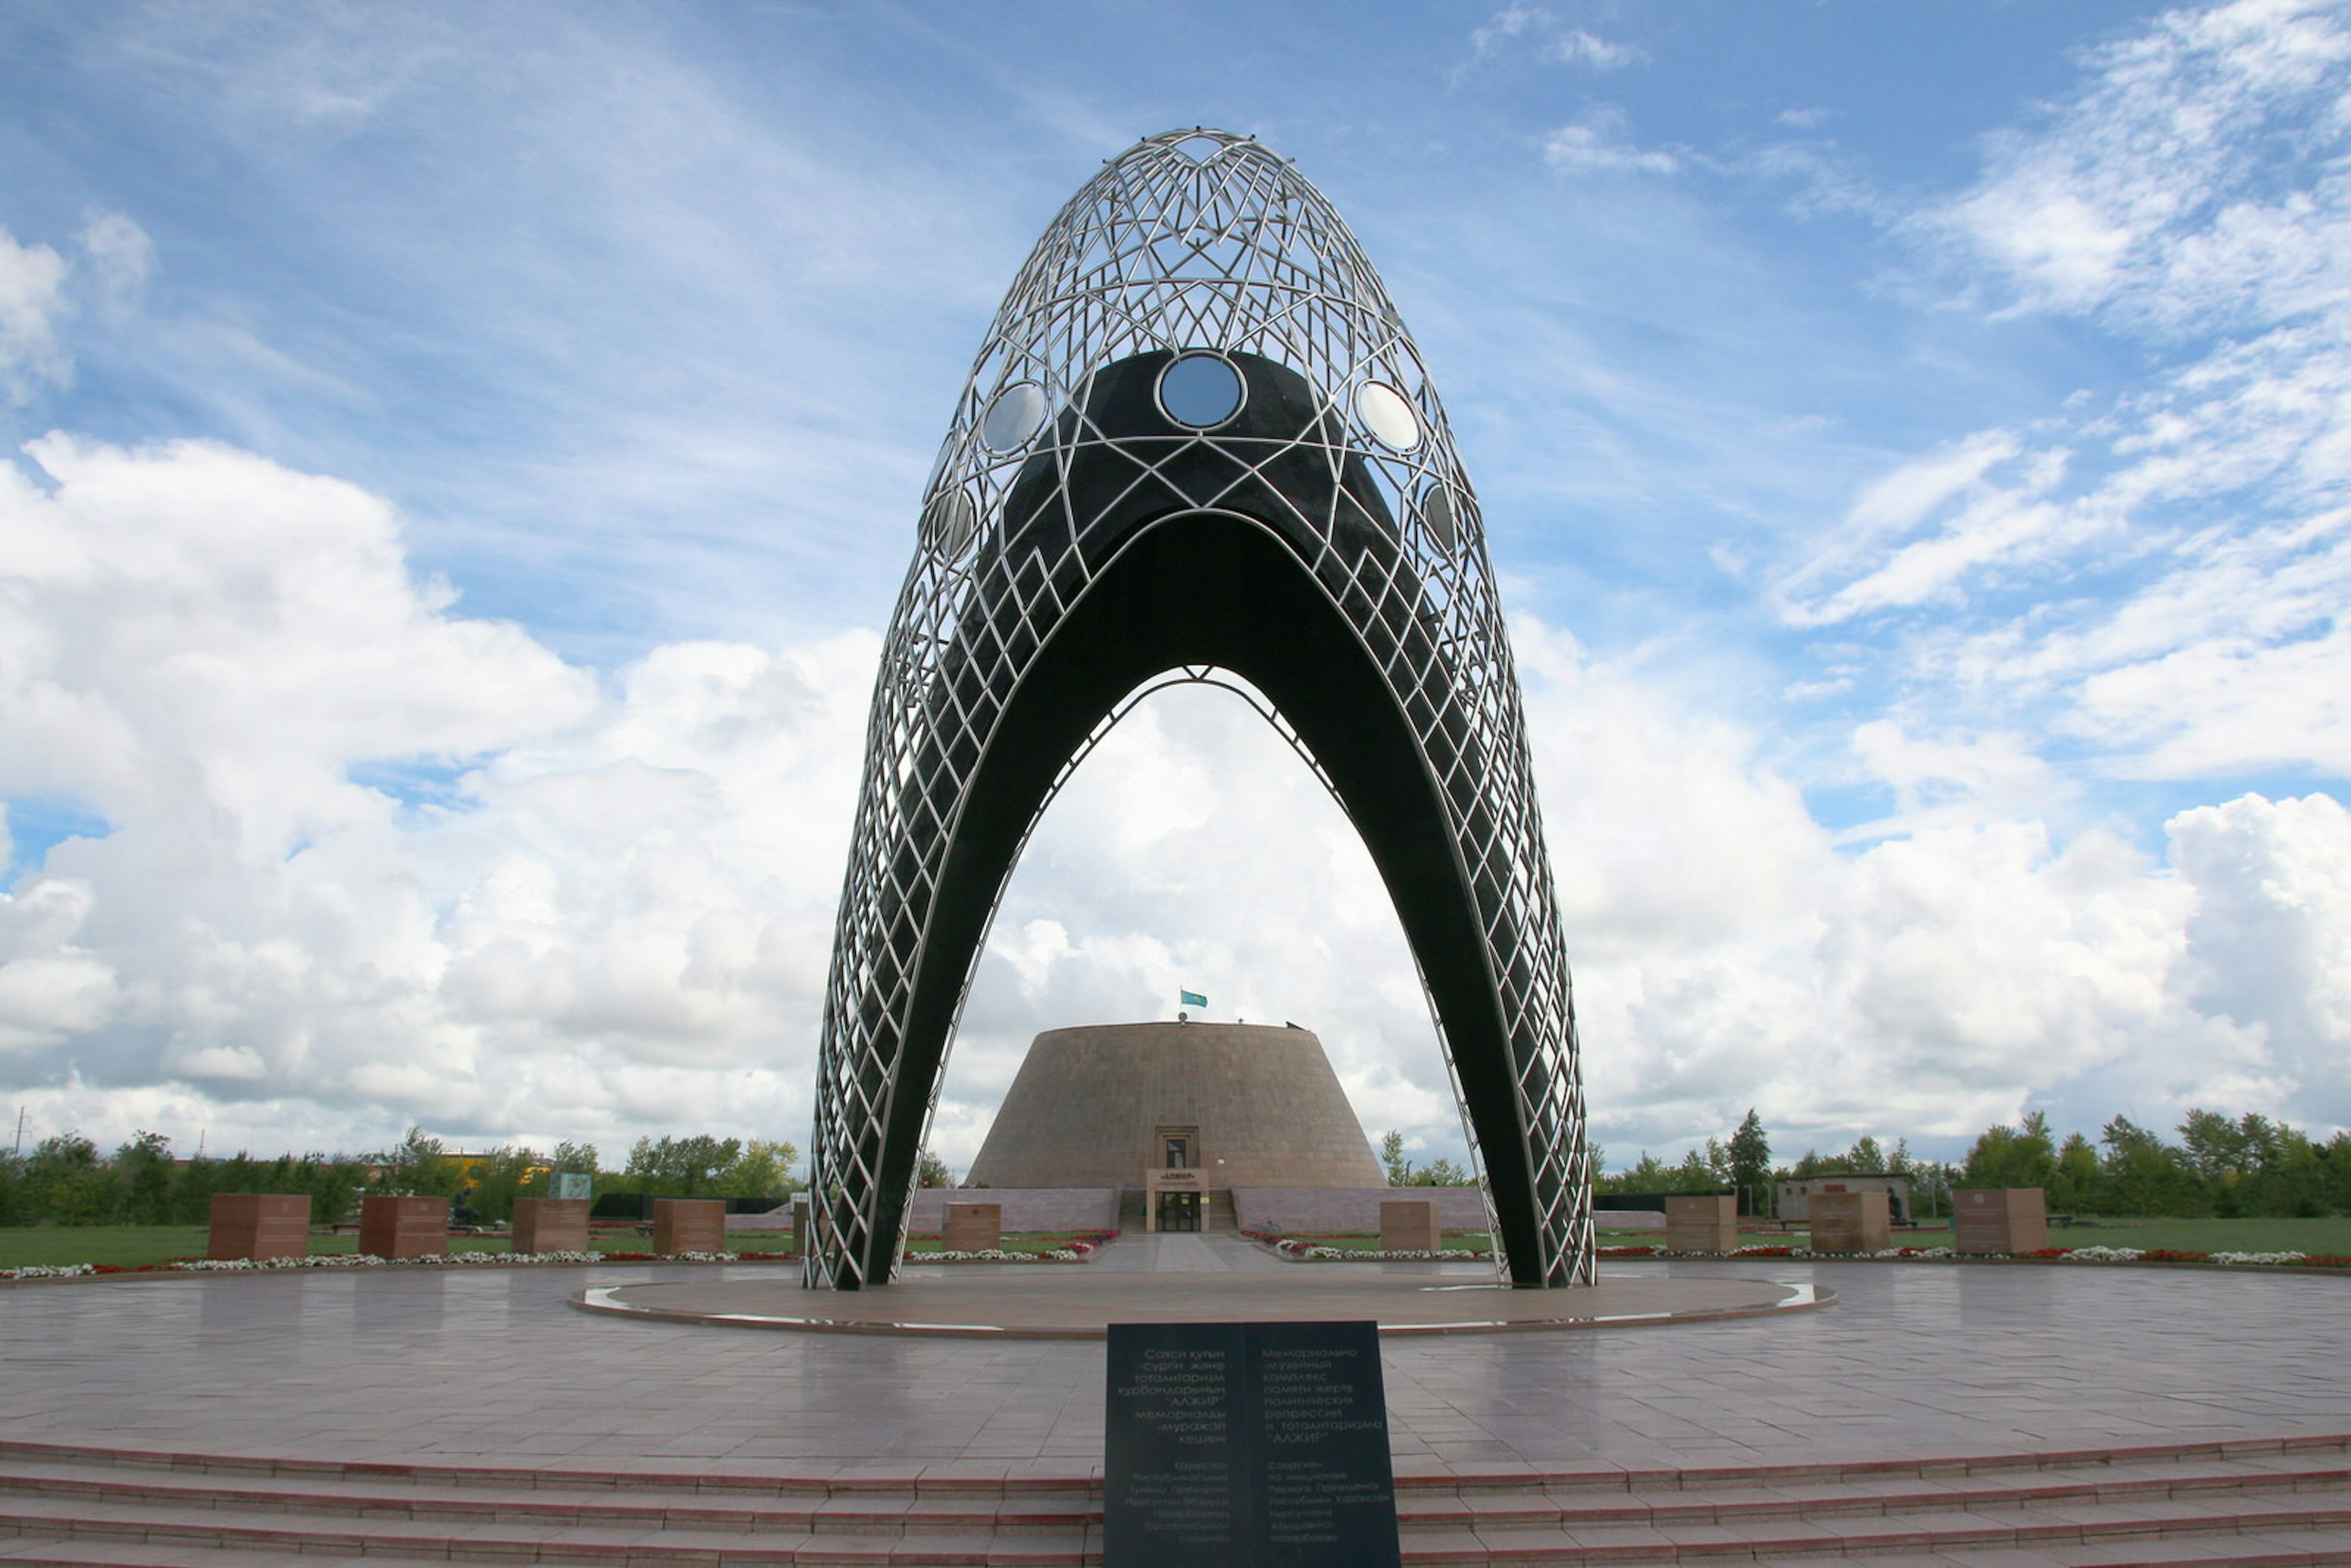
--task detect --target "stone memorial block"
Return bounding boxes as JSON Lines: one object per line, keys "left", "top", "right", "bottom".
{"left": 1807, "top": 1188, "right": 1889, "bottom": 1253}
{"left": 511, "top": 1196, "right": 590, "bottom": 1255}
{"left": 358, "top": 1195, "right": 448, "bottom": 1260}
{"left": 791, "top": 1193, "right": 809, "bottom": 1256}
{"left": 942, "top": 1201, "right": 1003, "bottom": 1252}
{"left": 1105, "top": 1320, "right": 1400, "bottom": 1567}
{"left": 1378, "top": 1199, "right": 1442, "bottom": 1253}
{"left": 208, "top": 1193, "right": 311, "bottom": 1261}
{"left": 1954, "top": 1187, "right": 2047, "bottom": 1255}
{"left": 1665, "top": 1194, "right": 1739, "bottom": 1253}
{"left": 652, "top": 1198, "right": 727, "bottom": 1255}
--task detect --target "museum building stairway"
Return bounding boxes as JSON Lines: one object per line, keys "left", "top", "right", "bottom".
{"left": 2, "top": 1432, "right": 2350, "bottom": 1564}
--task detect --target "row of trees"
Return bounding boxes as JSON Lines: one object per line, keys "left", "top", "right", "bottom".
{"left": 1592, "top": 1107, "right": 2351, "bottom": 1220}
{"left": 1378, "top": 1130, "right": 1475, "bottom": 1186}
{"left": 1960, "top": 1110, "right": 2350, "bottom": 1218}
{"left": 0, "top": 1127, "right": 804, "bottom": 1228}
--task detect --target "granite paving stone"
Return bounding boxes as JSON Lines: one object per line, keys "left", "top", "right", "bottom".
{"left": 1, "top": 1239, "right": 2345, "bottom": 1482}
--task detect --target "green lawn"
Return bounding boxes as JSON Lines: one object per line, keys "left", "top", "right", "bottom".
{"left": 1594, "top": 1215, "right": 2351, "bottom": 1256}
{"left": 0, "top": 1225, "right": 800, "bottom": 1271}
{"left": 1979, "top": 1215, "right": 2351, "bottom": 1255}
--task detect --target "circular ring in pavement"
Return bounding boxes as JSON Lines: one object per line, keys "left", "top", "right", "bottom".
{"left": 571, "top": 1269, "right": 1831, "bottom": 1339}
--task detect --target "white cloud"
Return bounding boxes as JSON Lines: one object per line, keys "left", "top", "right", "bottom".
{"left": 0, "top": 433, "right": 870, "bottom": 1157}
{"left": 0, "top": 227, "right": 71, "bottom": 405}
{"left": 1554, "top": 29, "right": 1638, "bottom": 70}
{"left": 1774, "top": 0, "right": 2351, "bottom": 786}
{"left": 76, "top": 212, "right": 153, "bottom": 324}
{"left": 1467, "top": 7, "right": 1638, "bottom": 69}
{"left": 3, "top": 432, "right": 2345, "bottom": 1174}
{"left": 1930, "top": 0, "right": 2350, "bottom": 320}
{"left": 1543, "top": 110, "right": 1681, "bottom": 177}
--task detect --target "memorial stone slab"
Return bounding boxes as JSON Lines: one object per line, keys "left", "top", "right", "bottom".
{"left": 652, "top": 1198, "right": 727, "bottom": 1255}
{"left": 358, "top": 1195, "right": 448, "bottom": 1260}
{"left": 1666, "top": 1193, "right": 1739, "bottom": 1253}
{"left": 511, "top": 1196, "right": 590, "bottom": 1255}
{"left": 1378, "top": 1199, "right": 1442, "bottom": 1253}
{"left": 942, "top": 1201, "right": 1003, "bottom": 1252}
{"left": 208, "top": 1193, "right": 311, "bottom": 1261}
{"left": 1105, "top": 1319, "right": 1400, "bottom": 1567}
{"left": 1807, "top": 1188, "right": 1890, "bottom": 1253}
{"left": 1954, "top": 1187, "right": 2048, "bottom": 1255}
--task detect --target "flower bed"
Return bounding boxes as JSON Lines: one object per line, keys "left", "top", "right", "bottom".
{"left": 2, "top": 1248, "right": 802, "bottom": 1281}
{"left": 1247, "top": 1230, "right": 1495, "bottom": 1262}
{"left": 901, "top": 1232, "right": 1112, "bottom": 1264}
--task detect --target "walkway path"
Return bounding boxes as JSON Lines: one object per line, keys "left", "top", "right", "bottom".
{"left": 1, "top": 1245, "right": 2344, "bottom": 1474}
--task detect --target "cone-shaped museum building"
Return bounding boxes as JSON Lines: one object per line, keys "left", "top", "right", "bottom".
{"left": 808, "top": 129, "right": 1594, "bottom": 1289}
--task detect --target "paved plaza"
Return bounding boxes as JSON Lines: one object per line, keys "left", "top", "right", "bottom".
{"left": 1, "top": 1235, "right": 2344, "bottom": 1477}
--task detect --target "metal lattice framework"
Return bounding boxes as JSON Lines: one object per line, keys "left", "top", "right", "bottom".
{"left": 808, "top": 129, "right": 1594, "bottom": 1289}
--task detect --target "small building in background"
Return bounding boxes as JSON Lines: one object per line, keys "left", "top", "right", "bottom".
{"left": 1777, "top": 1171, "right": 1914, "bottom": 1225}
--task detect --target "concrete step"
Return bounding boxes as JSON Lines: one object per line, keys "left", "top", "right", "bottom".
{"left": 0, "top": 1456, "right": 1094, "bottom": 1535}
{"left": 1, "top": 1433, "right": 2345, "bottom": 1564}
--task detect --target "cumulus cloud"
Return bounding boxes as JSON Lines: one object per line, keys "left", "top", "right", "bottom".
{"left": 2, "top": 431, "right": 2345, "bottom": 1173}
{"left": 0, "top": 433, "right": 871, "bottom": 1157}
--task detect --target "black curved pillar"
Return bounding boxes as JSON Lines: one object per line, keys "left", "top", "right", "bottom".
{"left": 809, "top": 129, "right": 1594, "bottom": 1288}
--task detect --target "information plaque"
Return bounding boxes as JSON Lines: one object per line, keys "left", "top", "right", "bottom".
{"left": 1104, "top": 1320, "right": 1400, "bottom": 1567}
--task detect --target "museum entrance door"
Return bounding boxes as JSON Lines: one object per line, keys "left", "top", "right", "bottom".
{"left": 1156, "top": 1191, "right": 1201, "bottom": 1232}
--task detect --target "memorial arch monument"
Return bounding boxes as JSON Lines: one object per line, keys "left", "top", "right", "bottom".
{"left": 809, "top": 129, "right": 1594, "bottom": 1290}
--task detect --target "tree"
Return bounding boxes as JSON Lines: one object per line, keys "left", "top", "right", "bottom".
{"left": 1378, "top": 1130, "right": 1412, "bottom": 1187}
{"left": 2051, "top": 1132, "right": 2101, "bottom": 1214}
{"left": 1960, "top": 1112, "right": 2058, "bottom": 1192}
{"left": 114, "top": 1131, "right": 177, "bottom": 1225}
{"left": 623, "top": 1135, "right": 740, "bottom": 1194}
{"left": 2098, "top": 1116, "right": 2198, "bottom": 1216}
{"left": 1727, "top": 1111, "right": 1771, "bottom": 1214}
{"left": 1841, "top": 1135, "right": 1888, "bottom": 1174}
{"left": 24, "top": 1133, "right": 111, "bottom": 1225}
{"left": 1408, "top": 1156, "right": 1474, "bottom": 1186}
{"left": 721, "top": 1139, "right": 801, "bottom": 1200}
{"left": 916, "top": 1148, "right": 951, "bottom": 1188}
{"left": 377, "top": 1127, "right": 462, "bottom": 1198}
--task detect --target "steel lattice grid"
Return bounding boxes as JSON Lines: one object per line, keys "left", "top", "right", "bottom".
{"left": 811, "top": 129, "right": 1594, "bottom": 1288}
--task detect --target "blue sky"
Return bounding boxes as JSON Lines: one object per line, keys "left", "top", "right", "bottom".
{"left": 2, "top": 0, "right": 2346, "bottom": 1175}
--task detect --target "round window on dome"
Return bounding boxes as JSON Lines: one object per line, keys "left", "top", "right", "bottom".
{"left": 1419, "top": 485, "right": 1458, "bottom": 552}
{"left": 1158, "top": 353, "right": 1245, "bottom": 429}
{"left": 980, "top": 382, "right": 1048, "bottom": 454}
{"left": 1355, "top": 380, "right": 1421, "bottom": 452}
{"left": 921, "top": 489, "right": 977, "bottom": 558}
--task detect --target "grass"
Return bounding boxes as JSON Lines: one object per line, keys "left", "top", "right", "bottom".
{"left": 1989, "top": 1215, "right": 2351, "bottom": 1255}
{"left": 1594, "top": 1215, "right": 2351, "bottom": 1256}
{"left": 0, "top": 1225, "right": 800, "bottom": 1271}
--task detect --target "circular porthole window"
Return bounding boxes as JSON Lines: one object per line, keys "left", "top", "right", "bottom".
{"left": 921, "top": 489, "right": 977, "bottom": 557}
{"left": 1419, "top": 485, "right": 1458, "bottom": 552}
{"left": 1158, "top": 352, "right": 1245, "bottom": 429}
{"left": 1355, "top": 381, "right": 1421, "bottom": 452}
{"left": 980, "top": 382, "right": 1048, "bottom": 453}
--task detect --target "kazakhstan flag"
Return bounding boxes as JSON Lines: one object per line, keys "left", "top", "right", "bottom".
{"left": 1179, "top": 989, "right": 1207, "bottom": 1010}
